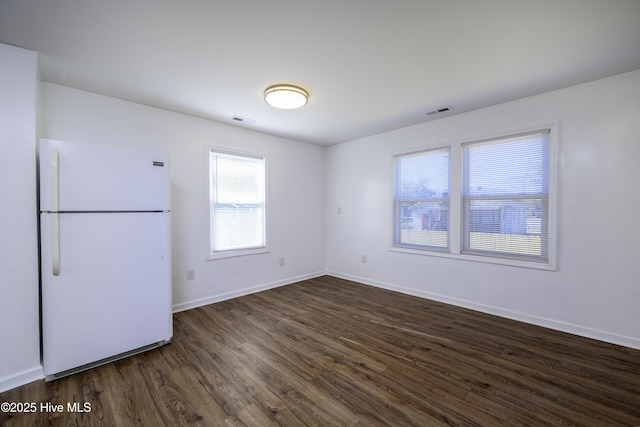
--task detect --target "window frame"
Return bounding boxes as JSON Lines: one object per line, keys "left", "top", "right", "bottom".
{"left": 392, "top": 146, "right": 451, "bottom": 253}
{"left": 390, "top": 125, "right": 558, "bottom": 271}
{"left": 206, "top": 146, "right": 269, "bottom": 261}
{"left": 462, "top": 130, "right": 551, "bottom": 263}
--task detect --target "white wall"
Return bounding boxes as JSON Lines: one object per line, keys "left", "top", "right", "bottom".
{"left": 0, "top": 44, "right": 42, "bottom": 392}
{"left": 41, "top": 83, "right": 326, "bottom": 311}
{"left": 326, "top": 70, "right": 640, "bottom": 349}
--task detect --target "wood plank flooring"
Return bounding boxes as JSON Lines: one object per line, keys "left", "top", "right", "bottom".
{"left": 2, "top": 275, "right": 639, "bottom": 426}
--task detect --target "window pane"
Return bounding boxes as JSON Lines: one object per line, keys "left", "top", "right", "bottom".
{"left": 394, "top": 148, "right": 449, "bottom": 250}
{"left": 215, "top": 153, "right": 264, "bottom": 204}
{"left": 211, "top": 204, "right": 264, "bottom": 251}
{"left": 398, "top": 150, "right": 449, "bottom": 200}
{"left": 398, "top": 201, "right": 449, "bottom": 248}
{"left": 463, "top": 131, "right": 549, "bottom": 261}
{"left": 464, "top": 198, "right": 546, "bottom": 257}
{"left": 466, "top": 132, "right": 548, "bottom": 196}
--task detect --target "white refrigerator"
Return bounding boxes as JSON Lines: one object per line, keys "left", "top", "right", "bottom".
{"left": 39, "top": 138, "right": 172, "bottom": 380}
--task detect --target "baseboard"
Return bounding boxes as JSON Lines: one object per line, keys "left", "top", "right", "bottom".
{"left": 172, "top": 270, "right": 327, "bottom": 313}
{"left": 327, "top": 271, "right": 640, "bottom": 350}
{"left": 0, "top": 366, "right": 44, "bottom": 393}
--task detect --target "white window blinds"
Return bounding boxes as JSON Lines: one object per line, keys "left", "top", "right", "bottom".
{"left": 394, "top": 148, "right": 450, "bottom": 250}
{"left": 209, "top": 151, "right": 266, "bottom": 253}
{"left": 462, "top": 130, "right": 550, "bottom": 262}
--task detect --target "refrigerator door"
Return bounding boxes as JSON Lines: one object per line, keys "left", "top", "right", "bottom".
{"left": 40, "top": 211, "right": 172, "bottom": 376}
{"left": 40, "top": 139, "right": 170, "bottom": 212}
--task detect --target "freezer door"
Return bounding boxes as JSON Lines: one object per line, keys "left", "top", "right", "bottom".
{"left": 40, "top": 212, "right": 172, "bottom": 376}
{"left": 40, "top": 139, "right": 170, "bottom": 212}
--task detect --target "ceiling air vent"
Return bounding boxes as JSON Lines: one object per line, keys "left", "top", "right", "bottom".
{"left": 231, "top": 116, "right": 255, "bottom": 124}
{"left": 426, "top": 107, "right": 453, "bottom": 116}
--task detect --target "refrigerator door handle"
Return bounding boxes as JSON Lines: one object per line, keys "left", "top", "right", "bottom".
{"left": 51, "top": 149, "right": 60, "bottom": 276}
{"left": 51, "top": 148, "right": 59, "bottom": 212}
{"left": 52, "top": 213, "right": 60, "bottom": 276}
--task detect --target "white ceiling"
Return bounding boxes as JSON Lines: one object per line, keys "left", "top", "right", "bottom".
{"left": 2, "top": 1, "right": 640, "bottom": 146}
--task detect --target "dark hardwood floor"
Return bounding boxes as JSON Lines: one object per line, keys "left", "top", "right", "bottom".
{"left": 2, "top": 275, "right": 639, "bottom": 426}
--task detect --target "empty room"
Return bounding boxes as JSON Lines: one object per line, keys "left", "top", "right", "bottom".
{"left": 1, "top": 1, "right": 639, "bottom": 425}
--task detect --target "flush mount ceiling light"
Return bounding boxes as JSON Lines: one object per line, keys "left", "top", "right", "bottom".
{"left": 264, "top": 84, "right": 308, "bottom": 109}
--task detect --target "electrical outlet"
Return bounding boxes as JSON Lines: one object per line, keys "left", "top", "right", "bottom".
{"left": 279, "top": 257, "right": 285, "bottom": 267}
{"left": 361, "top": 255, "right": 367, "bottom": 264}
{"left": 186, "top": 269, "right": 195, "bottom": 280}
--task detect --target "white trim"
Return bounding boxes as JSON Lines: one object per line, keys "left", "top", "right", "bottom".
{"left": 389, "top": 246, "right": 557, "bottom": 271}
{"left": 206, "top": 246, "right": 269, "bottom": 261}
{"left": 172, "top": 271, "right": 326, "bottom": 313}
{"left": 326, "top": 271, "right": 640, "bottom": 350}
{"left": 0, "top": 366, "right": 43, "bottom": 393}
{"left": 546, "top": 124, "right": 559, "bottom": 271}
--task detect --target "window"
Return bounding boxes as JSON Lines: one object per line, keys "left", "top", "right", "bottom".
{"left": 462, "top": 130, "right": 550, "bottom": 263}
{"left": 392, "top": 127, "right": 556, "bottom": 270}
{"left": 208, "top": 149, "right": 266, "bottom": 259}
{"left": 393, "top": 148, "right": 450, "bottom": 251}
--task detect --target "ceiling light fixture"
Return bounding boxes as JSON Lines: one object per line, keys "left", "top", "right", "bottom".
{"left": 264, "top": 84, "right": 309, "bottom": 109}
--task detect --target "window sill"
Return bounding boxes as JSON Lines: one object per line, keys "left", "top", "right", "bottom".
{"left": 390, "top": 246, "right": 556, "bottom": 271}
{"left": 207, "top": 247, "right": 269, "bottom": 261}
